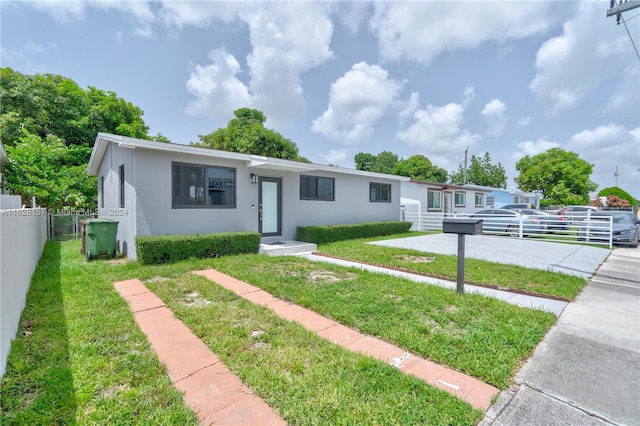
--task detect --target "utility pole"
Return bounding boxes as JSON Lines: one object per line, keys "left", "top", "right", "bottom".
{"left": 614, "top": 165, "right": 620, "bottom": 187}
{"left": 463, "top": 146, "right": 469, "bottom": 185}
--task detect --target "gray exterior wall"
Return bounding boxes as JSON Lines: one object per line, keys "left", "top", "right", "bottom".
{"left": 96, "top": 143, "right": 136, "bottom": 257}
{"left": 98, "top": 143, "right": 402, "bottom": 260}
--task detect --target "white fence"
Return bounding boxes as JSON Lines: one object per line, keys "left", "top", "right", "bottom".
{"left": 0, "top": 208, "right": 48, "bottom": 377}
{"left": 402, "top": 210, "right": 614, "bottom": 248}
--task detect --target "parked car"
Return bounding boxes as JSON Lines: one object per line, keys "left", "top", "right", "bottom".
{"left": 576, "top": 211, "right": 640, "bottom": 247}
{"left": 514, "top": 208, "right": 567, "bottom": 232}
{"left": 501, "top": 203, "right": 533, "bottom": 210}
{"left": 470, "top": 209, "right": 546, "bottom": 237}
{"left": 557, "top": 205, "right": 600, "bottom": 225}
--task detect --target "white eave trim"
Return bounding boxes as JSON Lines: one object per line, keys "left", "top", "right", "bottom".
{"left": 87, "top": 133, "right": 409, "bottom": 182}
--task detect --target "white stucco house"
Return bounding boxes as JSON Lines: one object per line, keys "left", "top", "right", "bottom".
{"left": 87, "top": 133, "right": 409, "bottom": 260}
{"left": 462, "top": 184, "right": 541, "bottom": 209}
{"left": 401, "top": 180, "right": 489, "bottom": 215}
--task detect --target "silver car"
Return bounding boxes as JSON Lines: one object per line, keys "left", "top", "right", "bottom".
{"left": 576, "top": 211, "right": 640, "bottom": 247}
{"left": 470, "top": 209, "right": 546, "bottom": 237}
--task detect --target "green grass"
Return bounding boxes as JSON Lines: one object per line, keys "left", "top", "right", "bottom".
{"left": 208, "top": 255, "right": 557, "bottom": 389}
{"left": 314, "top": 233, "right": 588, "bottom": 300}
{"left": 1, "top": 241, "right": 484, "bottom": 425}
{"left": 2, "top": 234, "right": 569, "bottom": 423}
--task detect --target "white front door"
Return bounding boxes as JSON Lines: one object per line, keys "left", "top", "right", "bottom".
{"left": 259, "top": 177, "right": 281, "bottom": 236}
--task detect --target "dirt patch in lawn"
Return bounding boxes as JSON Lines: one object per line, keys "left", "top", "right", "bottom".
{"left": 393, "top": 254, "right": 436, "bottom": 263}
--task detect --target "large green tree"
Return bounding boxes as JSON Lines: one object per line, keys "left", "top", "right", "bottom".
{"left": 0, "top": 67, "right": 150, "bottom": 208}
{"left": 515, "top": 148, "right": 597, "bottom": 207}
{"left": 193, "top": 108, "right": 307, "bottom": 161}
{"left": 450, "top": 152, "right": 507, "bottom": 188}
{"left": 355, "top": 151, "right": 447, "bottom": 182}
{"left": 393, "top": 155, "right": 448, "bottom": 183}
{"left": 5, "top": 132, "right": 96, "bottom": 209}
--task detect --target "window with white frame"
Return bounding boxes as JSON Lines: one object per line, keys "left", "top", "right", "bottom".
{"left": 428, "top": 189, "right": 442, "bottom": 210}
{"left": 370, "top": 182, "right": 391, "bottom": 202}
{"left": 454, "top": 191, "right": 465, "bottom": 206}
{"left": 475, "top": 192, "right": 484, "bottom": 207}
{"left": 172, "top": 162, "right": 236, "bottom": 208}
{"left": 300, "top": 175, "right": 335, "bottom": 201}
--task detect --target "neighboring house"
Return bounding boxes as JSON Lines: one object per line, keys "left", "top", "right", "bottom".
{"left": 401, "top": 180, "right": 488, "bottom": 214}
{"left": 463, "top": 184, "right": 541, "bottom": 209}
{"left": 87, "top": 133, "right": 409, "bottom": 260}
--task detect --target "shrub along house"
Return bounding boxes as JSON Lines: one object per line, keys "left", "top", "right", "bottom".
{"left": 87, "top": 133, "right": 408, "bottom": 260}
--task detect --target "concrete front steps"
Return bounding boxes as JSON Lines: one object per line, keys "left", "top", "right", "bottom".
{"left": 259, "top": 240, "right": 317, "bottom": 256}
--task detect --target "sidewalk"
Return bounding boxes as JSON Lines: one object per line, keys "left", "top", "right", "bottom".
{"left": 481, "top": 246, "right": 640, "bottom": 425}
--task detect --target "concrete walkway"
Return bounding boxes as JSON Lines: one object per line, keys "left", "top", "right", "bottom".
{"left": 371, "top": 234, "right": 611, "bottom": 279}
{"left": 481, "top": 246, "right": 640, "bottom": 426}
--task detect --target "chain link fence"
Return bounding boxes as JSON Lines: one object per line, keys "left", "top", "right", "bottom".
{"left": 48, "top": 212, "right": 96, "bottom": 242}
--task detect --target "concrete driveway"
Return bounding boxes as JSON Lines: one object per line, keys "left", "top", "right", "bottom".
{"left": 371, "top": 234, "right": 612, "bottom": 278}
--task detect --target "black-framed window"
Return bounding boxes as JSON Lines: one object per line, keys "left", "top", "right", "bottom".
{"left": 370, "top": 182, "right": 391, "bottom": 202}
{"left": 118, "top": 165, "right": 125, "bottom": 208}
{"left": 454, "top": 191, "right": 465, "bottom": 207}
{"left": 172, "top": 162, "right": 236, "bottom": 208}
{"left": 300, "top": 175, "right": 335, "bottom": 201}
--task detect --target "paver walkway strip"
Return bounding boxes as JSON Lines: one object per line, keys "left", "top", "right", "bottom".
{"left": 193, "top": 269, "right": 500, "bottom": 410}
{"left": 113, "top": 279, "right": 285, "bottom": 426}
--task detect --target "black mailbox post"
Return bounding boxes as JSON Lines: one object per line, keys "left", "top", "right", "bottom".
{"left": 442, "top": 219, "right": 483, "bottom": 294}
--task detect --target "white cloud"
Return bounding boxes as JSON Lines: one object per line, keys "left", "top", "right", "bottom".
{"left": 397, "top": 92, "right": 420, "bottom": 125}
{"left": 396, "top": 88, "right": 481, "bottom": 169}
{"left": 312, "top": 62, "right": 402, "bottom": 145}
{"left": 516, "top": 117, "right": 531, "bottom": 127}
{"left": 481, "top": 99, "right": 507, "bottom": 136}
{"left": 530, "top": 1, "right": 640, "bottom": 118}
{"left": 185, "top": 49, "right": 252, "bottom": 122}
{"left": 369, "top": 1, "right": 562, "bottom": 64}
{"left": 26, "top": 0, "right": 157, "bottom": 38}
{"left": 324, "top": 149, "right": 348, "bottom": 165}
{"left": 566, "top": 124, "right": 640, "bottom": 194}
{"left": 513, "top": 138, "right": 560, "bottom": 161}
{"left": 243, "top": 2, "right": 334, "bottom": 126}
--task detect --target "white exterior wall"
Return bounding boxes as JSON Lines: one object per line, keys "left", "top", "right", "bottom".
{"left": 401, "top": 181, "right": 485, "bottom": 214}
{"left": 0, "top": 208, "right": 47, "bottom": 377}
{"left": 97, "top": 145, "right": 403, "bottom": 259}
{"left": 96, "top": 143, "right": 136, "bottom": 257}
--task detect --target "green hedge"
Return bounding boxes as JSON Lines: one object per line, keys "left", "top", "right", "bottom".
{"left": 296, "top": 221, "right": 412, "bottom": 244}
{"left": 136, "top": 231, "right": 261, "bottom": 265}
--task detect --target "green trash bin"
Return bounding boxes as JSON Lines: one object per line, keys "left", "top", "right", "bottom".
{"left": 85, "top": 219, "right": 119, "bottom": 260}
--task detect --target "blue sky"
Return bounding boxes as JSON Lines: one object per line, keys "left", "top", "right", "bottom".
{"left": 2, "top": 1, "right": 639, "bottom": 197}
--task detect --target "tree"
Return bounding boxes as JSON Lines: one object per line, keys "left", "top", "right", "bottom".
{"left": 393, "top": 155, "right": 448, "bottom": 183}
{"left": 0, "top": 67, "right": 151, "bottom": 208}
{"left": 515, "top": 148, "right": 597, "bottom": 207}
{"left": 5, "top": 132, "right": 96, "bottom": 209}
{"left": 450, "top": 152, "right": 507, "bottom": 188}
{"left": 192, "top": 108, "right": 306, "bottom": 161}
{"left": 598, "top": 186, "right": 637, "bottom": 206}
{"left": 355, "top": 151, "right": 447, "bottom": 182}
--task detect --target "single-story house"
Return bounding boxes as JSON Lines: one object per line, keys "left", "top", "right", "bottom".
{"left": 463, "top": 184, "right": 541, "bottom": 209}
{"left": 401, "top": 180, "right": 489, "bottom": 215}
{"left": 87, "top": 133, "right": 409, "bottom": 260}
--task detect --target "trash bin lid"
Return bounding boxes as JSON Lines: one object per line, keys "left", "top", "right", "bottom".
{"left": 86, "top": 219, "right": 116, "bottom": 223}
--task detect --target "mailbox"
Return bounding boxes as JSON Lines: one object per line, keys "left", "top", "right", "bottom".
{"left": 442, "top": 218, "right": 483, "bottom": 235}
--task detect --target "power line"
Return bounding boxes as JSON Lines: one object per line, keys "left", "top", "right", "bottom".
{"left": 621, "top": 13, "right": 640, "bottom": 60}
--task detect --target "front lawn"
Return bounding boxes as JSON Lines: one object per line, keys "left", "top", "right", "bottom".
{"left": 314, "top": 233, "right": 588, "bottom": 300}
{"left": 1, "top": 235, "right": 563, "bottom": 424}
